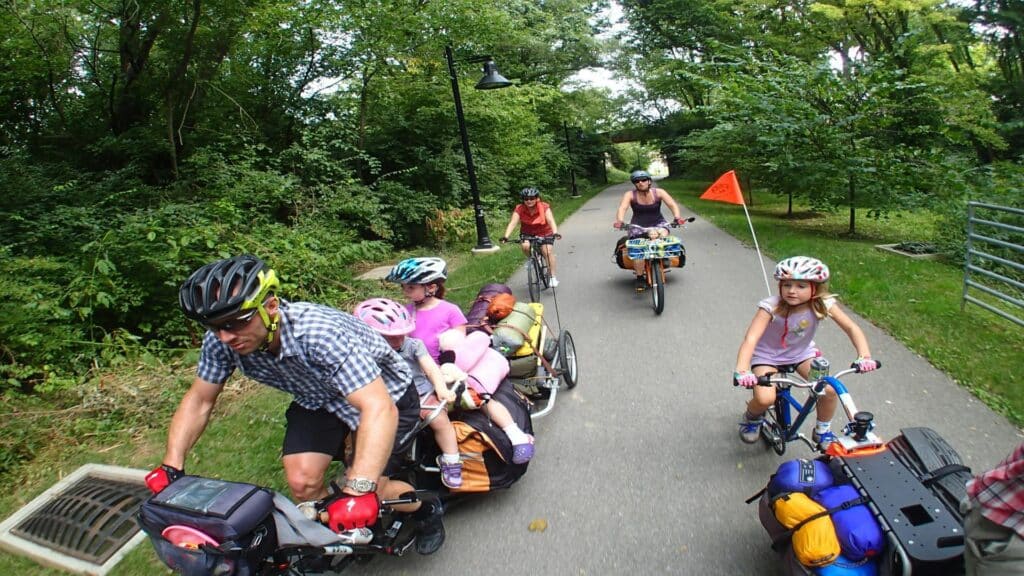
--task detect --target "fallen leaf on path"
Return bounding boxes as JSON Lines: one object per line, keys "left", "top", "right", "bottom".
{"left": 529, "top": 518, "right": 548, "bottom": 532}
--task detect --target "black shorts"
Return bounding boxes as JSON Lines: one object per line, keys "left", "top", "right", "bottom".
{"left": 281, "top": 384, "right": 420, "bottom": 477}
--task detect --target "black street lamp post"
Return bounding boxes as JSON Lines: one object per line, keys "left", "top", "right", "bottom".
{"left": 444, "top": 45, "right": 512, "bottom": 253}
{"left": 563, "top": 122, "right": 580, "bottom": 198}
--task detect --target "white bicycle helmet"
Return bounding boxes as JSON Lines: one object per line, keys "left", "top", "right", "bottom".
{"left": 774, "top": 256, "right": 830, "bottom": 283}
{"left": 354, "top": 298, "right": 415, "bottom": 336}
{"left": 385, "top": 257, "right": 448, "bottom": 285}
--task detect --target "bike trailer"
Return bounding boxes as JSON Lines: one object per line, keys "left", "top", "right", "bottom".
{"left": 447, "top": 379, "right": 533, "bottom": 494}
{"left": 754, "top": 427, "right": 970, "bottom": 576}
{"left": 137, "top": 476, "right": 277, "bottom": 576}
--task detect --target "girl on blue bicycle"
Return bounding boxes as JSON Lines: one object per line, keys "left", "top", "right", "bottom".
{"left": 733, "top": 256, "right": 877, "bottom": 449}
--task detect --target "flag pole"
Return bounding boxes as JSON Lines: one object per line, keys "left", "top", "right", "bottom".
{"left": 741, "top": 201, "right": 772, "bottom": 296}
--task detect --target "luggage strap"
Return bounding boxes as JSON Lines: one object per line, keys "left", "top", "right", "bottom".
{"left": 769, "top": 494, "right": 870, "bottom": 551}
{"left": 919, "top": 463, "right": 971, "bottom": 486}
{"left": 500, "top": 320, "right": 559, "bottom": 377}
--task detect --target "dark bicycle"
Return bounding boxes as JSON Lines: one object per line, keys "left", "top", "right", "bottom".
{"left": 518, "top": 234, "right": 559, "bottom": 302}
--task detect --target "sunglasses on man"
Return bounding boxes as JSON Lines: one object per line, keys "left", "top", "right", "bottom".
{"left": 204, "top": 309, "right": 258, "bottom": 333}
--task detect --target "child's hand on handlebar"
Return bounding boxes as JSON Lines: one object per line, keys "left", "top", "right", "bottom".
{"left": 852, "top": 356, "right": 878, "bottom": 372}
{"left": 733, "top": 370, "right": 757, "bottom": 388}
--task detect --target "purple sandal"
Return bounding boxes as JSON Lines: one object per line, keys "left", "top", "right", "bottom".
{"left": 511, "top": 435, "right": 535, "bottom": 465}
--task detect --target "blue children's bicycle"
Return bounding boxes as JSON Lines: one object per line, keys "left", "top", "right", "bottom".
{"left": 742, "top": 356, "right": 884, "bottom": 456}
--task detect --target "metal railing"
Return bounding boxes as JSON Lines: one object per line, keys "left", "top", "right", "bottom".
{"left": 962, "top": 202, "right": 1024, "bottom": 327}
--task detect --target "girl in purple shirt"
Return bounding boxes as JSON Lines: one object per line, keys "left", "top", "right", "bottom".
{"left": 733, "top": 257, "right": 877, "bottom": 449}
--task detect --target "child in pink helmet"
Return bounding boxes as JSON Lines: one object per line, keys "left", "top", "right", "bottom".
{"left": 733, "top": 256, "right": 877, "bottom": 449}
{"left": 354, "top": 298, "right": 463, "bottom": 488}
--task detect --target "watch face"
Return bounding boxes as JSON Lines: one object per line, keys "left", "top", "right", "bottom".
{"left": 348, "top": 478, "right": 375, "bottom": 492}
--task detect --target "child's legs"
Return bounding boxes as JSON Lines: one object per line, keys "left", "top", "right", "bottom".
{"left": 420, "top": 394, "right": 459, "bottom": 455}
{"left": 484, "top": 400, "right": 513, "bottom": 428}
{"left": 794, "top": 358, "right": 838, "bottom": 423}
{"left": 745, "top": 366, "right": 778, "bottom": 417}
{"left": 541, "top": 243, "right": 556, "bottom": 276}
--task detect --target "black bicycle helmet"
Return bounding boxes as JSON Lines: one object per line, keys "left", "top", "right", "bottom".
{"left": 520, "top": 187, "right": 540, "bottom": 199}
{"left": 179, "top": 255, "right": 280, "bottom": 324}
{"left": 630, "top": 170, "right": 652, "bottom": 184}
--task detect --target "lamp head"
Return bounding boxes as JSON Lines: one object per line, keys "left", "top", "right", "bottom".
{"left": 475, "top": 59, "right": 513, "bottom": 90}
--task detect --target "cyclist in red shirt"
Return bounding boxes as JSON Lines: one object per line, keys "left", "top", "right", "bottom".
{"left": 500, "top": 187, "right": 561, "bottom": 287}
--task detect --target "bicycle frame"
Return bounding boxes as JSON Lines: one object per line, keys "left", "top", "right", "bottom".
{"left": 519, "top": 235, "right": 554, "bottom": 301}
{"left": 759, "top": 365, "right": 884, "bottom": 455}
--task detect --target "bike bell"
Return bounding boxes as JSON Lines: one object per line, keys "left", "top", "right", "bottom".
{"left": 810, "top": 356, "right": 830, "bottom": 379}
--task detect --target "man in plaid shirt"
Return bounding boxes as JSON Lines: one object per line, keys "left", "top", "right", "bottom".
{"left": 963, "top": 441, "right": 1024, "bottom": 575}
{"left": 146, "top": 255, "right": 446, "bottom": 556}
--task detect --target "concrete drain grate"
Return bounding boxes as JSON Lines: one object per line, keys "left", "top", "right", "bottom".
{"left": 0, "top": 464, "right": 149, "bottom": 575}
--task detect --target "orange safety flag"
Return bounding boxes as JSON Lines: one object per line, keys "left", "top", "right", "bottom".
{"left": 700, "top": 170, "right": 745, "bottom": 205}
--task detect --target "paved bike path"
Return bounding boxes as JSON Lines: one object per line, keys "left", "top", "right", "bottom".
{"left": 357, "top": 181, "right": 1021, "bottom": 576}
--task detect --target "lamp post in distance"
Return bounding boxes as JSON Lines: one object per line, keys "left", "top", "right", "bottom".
{"left": 444, "top": 45, "right": 513, "bottom": 253}
{"left": 563, "top": 122, "right": 581, "bottom": 198}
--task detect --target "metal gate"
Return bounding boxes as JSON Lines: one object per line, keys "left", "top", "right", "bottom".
{"left": 962, "top": 202, "right": 1024, "bottom": 327}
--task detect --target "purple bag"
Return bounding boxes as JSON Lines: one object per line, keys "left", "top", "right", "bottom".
{"left": 466, "top": 283, "right": 513, "bottom": 327}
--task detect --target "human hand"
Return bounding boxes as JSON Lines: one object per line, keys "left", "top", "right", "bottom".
{"left": 499, "top": 237, "right": 508, "bottom": 244}
{"left": 553, "top": 233, "right": 562, "bottom": 240}
{"left": 853, "top": 357, "right": 878, "bottom": 373}
{"left": 674, "top": 217, "right": 687, "bottom": 226}
{"left": 733, "top": 371, "right": 757, "bottom": 388}
{"left": 326, "top": 492, "right": 379, "bottom": 531}
{"left": 613, "top": 221, "right": 624, "bottom": 230}
{"left": 436, "top": 384, "right": 456, "bottom": 403}
{"left": 145, "top": 464, "right": 184, "bottom": 494}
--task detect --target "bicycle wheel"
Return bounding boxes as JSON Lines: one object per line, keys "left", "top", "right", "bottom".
{"left": 527, "top": 257, "right": 541, "bottom": 302}
{"left": 538, "top": 253, "right": 551, "bottom": 290}
{"left": 650, "top": 260, "right": 665, "bottom": 315}
{"left": 557, "top": 330, "right": 578, "bottom": 389}
{"left": 763, "top": 400, "right": 787, "bottom": 455}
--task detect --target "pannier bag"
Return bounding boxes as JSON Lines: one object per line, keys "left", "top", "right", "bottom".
{"left": 813, "top": 484, "right": 883, "bottom": 562}
{"left": 466, "top": 283, "right": 513, "bottom": 328}
{"left": 449, "top": 379, "right": 533, "bottom": 493}
{"left": 768, "top": 458, "right": 835, "bottom": 497}
{"left": 137, "top": 476, "right": 277, "bottom": 576}
{"left": 772, "top": 492, "right": 841, "bottom": 568}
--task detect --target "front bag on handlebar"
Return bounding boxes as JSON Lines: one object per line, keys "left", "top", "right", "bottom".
{"left": 137, "top": 476, "right": 278, "bottom": 576}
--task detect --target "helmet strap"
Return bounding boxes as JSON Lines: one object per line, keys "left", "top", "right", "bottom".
{"left": 256, "top": 297, "right": 279, "bottom": 349}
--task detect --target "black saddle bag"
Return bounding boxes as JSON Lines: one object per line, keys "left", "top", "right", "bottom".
{"left": 137, "top": 476, "right": 277, "bottom": 576}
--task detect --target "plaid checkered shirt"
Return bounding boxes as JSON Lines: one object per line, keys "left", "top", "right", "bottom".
{"left": 195, "top": 300, "right": 412, "bottom": 430}
{"left": 967, "top": 441, "right": 1024, "bottom": 538}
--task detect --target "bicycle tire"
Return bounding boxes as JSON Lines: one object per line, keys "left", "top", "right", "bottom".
{"left": 558, "top": 330, "right": 578, "bottom": 389}
{"left": 767, "top": 399, "right": 787, "bottom": 455}
{"left": 527, "top": 256, "right": 541, "bottom": 302}
{"left": 650, "top": 260, "right": 665, "bottom": 315}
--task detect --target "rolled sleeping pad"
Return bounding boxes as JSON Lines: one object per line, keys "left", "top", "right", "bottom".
{"left": 491, "top": 302, "right": 536, "bottom": 355}
{"left": 465, "top": 346, "right": 509, "bottom": 395}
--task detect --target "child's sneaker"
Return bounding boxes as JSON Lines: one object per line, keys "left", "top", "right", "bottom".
{"left": 511, "top": 435, "right": 535, "bottom": 464}
{"left": 437, "top": 457, "right": 463, "bottom": 489}
{"left": 738, "top": 413, "right": 764, "bottom": 444}
{"left": 812, "top": 429, "right": 838, "bottom": 450}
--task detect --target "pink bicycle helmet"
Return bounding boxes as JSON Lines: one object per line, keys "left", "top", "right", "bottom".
{"left": 354, "top": 298, "right": 415, "bottom": 336}
{"left": 774, "top": 256, "right": 830, "bottom": 283}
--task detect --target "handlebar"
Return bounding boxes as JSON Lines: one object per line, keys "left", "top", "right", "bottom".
{"left": 614, "top": 218, "right": 694, "bottom": 233}
{"left": 731, "top": 360, "right": 882, "bottom": 388}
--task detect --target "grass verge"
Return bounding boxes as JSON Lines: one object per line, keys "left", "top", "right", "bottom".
{"left": 662, "top": 178, "right": 1024, "bottom": 428}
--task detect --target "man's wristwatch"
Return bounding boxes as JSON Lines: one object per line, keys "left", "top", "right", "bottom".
{"left": 344, "top": 477, "right": 377, "bottom": 494}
